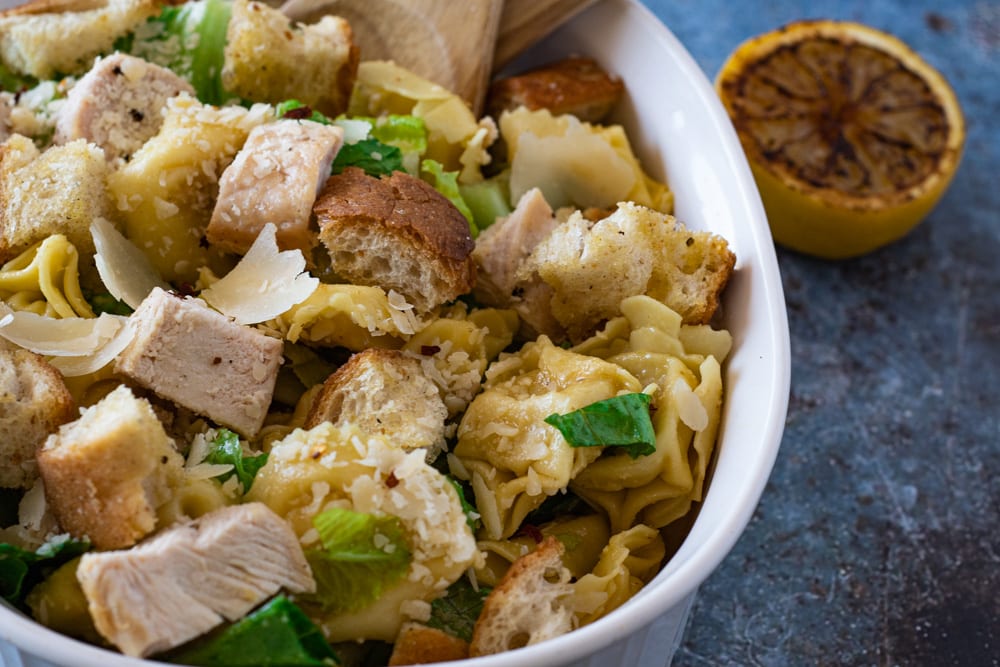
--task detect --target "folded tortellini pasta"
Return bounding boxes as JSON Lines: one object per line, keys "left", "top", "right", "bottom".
{"left": 453, "top": 336, "right": 643, "bottom": 540}
{"left": 246, "top": 423, "right": 481, "bottom": 642}
{"left": 570, "top": 296, "right": 730, "bottom": 532}
{"left": 0, "top": 235, "right": 93, "bottom": 318}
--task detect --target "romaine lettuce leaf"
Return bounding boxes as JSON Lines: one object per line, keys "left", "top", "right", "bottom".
{"left": 544, "top": 393, "right": 656, "bottom": 458}
{"left": 459, "top": 172, "right": 512, "bottom": 233}
{"left": 366, "top": 115, "right": 427, "bottom": 174}
{"left": 204, "top": 428, "right": 268, "bottom": 491}
{"left": 421, "top": 159, "right": 475, "bottom": 234}
{"left": 331, "top": 139, "right": 404, "bottom": 178}
{"left": 304, "top": 507, "right": 411, "bottom": 613}
{"left": 0, "top": 61, "right": 35, "bottom": 94}
{"left": 425, "top": 577, "right": 491, "bottom": 643}
{"left": 123, "top": 0, "right": 233, "bottom": 105}
{"left": 0, "top": 536, "right": 90, "bottom": 607}
{"left": 276, "top": 100, "right": 333, "bottom": 125}
{"left": 169, "top": 596, "right": 339, "bottom": 666}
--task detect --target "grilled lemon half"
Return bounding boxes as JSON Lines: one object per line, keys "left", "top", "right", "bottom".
{"left": 716, "top": 20, "right": 965, "bottom": 259}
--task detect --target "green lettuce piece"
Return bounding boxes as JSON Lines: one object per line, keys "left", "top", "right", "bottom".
{"left": 421, "top": 159, "right": 475, "bottom": 234}
{"left": 331, "top": 139, "right": 404, "bottom": 178}
{"left": 459, "top": 173, "right": 512, "bottom": 233}
{"left": 544, "top": 393, "right": 656, "bottom": 459}
{"left": 304, "top": 508, "right": 411, "bottom": 614}
{"left": 425, "top": 577, "right": 491, "bottom": 643}
{"left": 367, "top": 115, "right": 426, "bottom": 152}
{"left": 367, "top": 115, "right": 427, "bottom": 173}
{"left": 0, "top": 61, "right": 35, "bottom": 93}
{"left": 0, "top": 536, "right": 90, "bottom": 607}
{"left": 204, "top": 428, "right": 268, "bottom": 491}
{"left": 170, "top": 596, "right": 339, "bottom": 666}
{"left": 86, "top": 292, "right": 134, "bottom": 316}
{"left": 123, "top": 0, "right": 233, "bottom": 105}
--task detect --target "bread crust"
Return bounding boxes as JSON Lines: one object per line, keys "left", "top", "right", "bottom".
{"left": 469, "top": 536, "right": 574, "bottom": 656}
{"left": 305, "top": 347, "right": 448, "bottom": 458}
{"left": 37, "top": 385, "right": 183, "bottom": 550}
{"left": 315, "top": 167, "right": 476, "bottom": 312}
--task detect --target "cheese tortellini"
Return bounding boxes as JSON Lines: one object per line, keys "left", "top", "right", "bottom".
{"left": 453, "top": 336, "right": 642, "bottom": 540}
{"left": 246, "top": 423, "right": 480, "bottom": 642}
{"left": 0, "top": 235, "right": 93, "bottom": 318}
{"left": 570, "top": 296, "right": 731, "bottom": 532}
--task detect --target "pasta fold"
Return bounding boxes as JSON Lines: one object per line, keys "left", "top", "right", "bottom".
{"left": 453, "top": 336, "right": 642, "bottom": 540}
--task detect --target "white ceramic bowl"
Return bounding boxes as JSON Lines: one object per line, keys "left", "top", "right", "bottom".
{"left": 0, "top": 1, "right": 790, "bottom": 666}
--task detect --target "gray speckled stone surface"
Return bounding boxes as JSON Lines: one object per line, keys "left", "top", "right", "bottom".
{"left": 640, "top": 1, "right": 1000, "bottom": 665}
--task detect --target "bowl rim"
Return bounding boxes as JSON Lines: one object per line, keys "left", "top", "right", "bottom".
{"left": 0, "top": 0, "right": 791, "bottom": 665}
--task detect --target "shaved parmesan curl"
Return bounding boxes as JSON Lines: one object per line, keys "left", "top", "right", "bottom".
{"left": 201, "top": 223, "right": 319, "bottom": 325}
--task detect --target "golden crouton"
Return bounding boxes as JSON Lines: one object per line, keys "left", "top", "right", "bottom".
{"left": 314, "top": 167, "right": 476, "bottom": 313}
{"left": 487, "top": 56, "right": 624, "bottom": 124}
{"left": 0, "top": 135, "right": 110, "bottom": 263}
{"left": 519, "top": 202, "right": 735, "bottom": 341}
{"left": 0, "top": 347, "right": 75, "bottom": 488}
{"left": 470, "top": 536, "right": 574, "bottom": 656}
{"left": 306, "top": 348, "right": 449, "bottom": 460}
{"left": 37, "top": 384, "right": 184, "bottom": 550}
{"left": 222, "top": 0, "right": 359, "bottom": 117}
{"left": 0, "top": 0, "right": 160, "bottom": 80}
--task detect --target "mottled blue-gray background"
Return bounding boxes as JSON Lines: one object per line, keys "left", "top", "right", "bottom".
{"left": 641, "top": 1, "right": 1000, "bottom": 665}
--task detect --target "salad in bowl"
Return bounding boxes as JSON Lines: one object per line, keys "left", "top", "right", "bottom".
{"left": 0, "top": 0, "right": 788, "bottom": 666}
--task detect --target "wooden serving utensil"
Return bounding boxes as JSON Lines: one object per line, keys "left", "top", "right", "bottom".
{"left": 280, "top": 0, "right": 597, "bottom": 115}
{"left": 280, "top": 0, "right": 504, "bottom": 115}
{"left": 494, "top": 0, "right": 599, "bottom": 72}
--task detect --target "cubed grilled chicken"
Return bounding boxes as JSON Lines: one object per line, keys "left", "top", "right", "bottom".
{"left": 472, "top": 187, "right": 559, "bottom": 305}
{"left": 206, "top": 118, "right": 344, "bottom": 258}
{"left": 76, "top": 502, "right": 315, "bottom": 658}
{"left": 54, "top": 53, "right": 194, "bottom": 162}
{"left": 114, "top": 287, "right": 283, "bottom": 437}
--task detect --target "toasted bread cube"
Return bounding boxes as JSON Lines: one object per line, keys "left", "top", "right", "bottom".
{"left": 519, "top": 202, "right": 735, "bottom": 341}
{"left": 486, "top": 56, "right": 624, "bottom": 124}
{"left": 222, "top": 0, "right": 359, "bottom": 117}
{"left": 115, "top": 288, "right": 282, "bottom": 437}
{"left": 207, "top": 119, "right": 344, "bottom": 257}
{"left": 315, "top": 167, "right": 476, "bottom": 313}
{"left": 305, "top": 348, "right": 448, "bottom": 460}
{"left": 470, "top": 536, "right": 574, "bottom": 656}
{"left": 37, "top": 384, "right": 183, "bottom": 550}
{"left": 0, "top": 347, "right": 75, "bottom": 488}
{"left": 0, "top": 135, "right": 110, "bottom": 262}
{"left": 0, "top": 0, "right": 160, "bottom": 80}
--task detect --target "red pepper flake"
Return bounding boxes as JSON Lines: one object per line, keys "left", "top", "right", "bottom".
{"left": 517, "top": 524, "right": 544, "bottom": 544}
{"left": 386, "top": 472, "right": 400, "bottom": 488}
{"left": 283, "top": 106, "right": 313, "bottom": 120}
{"left": 420, "top": 345, "right": 441, "bottom": 356}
